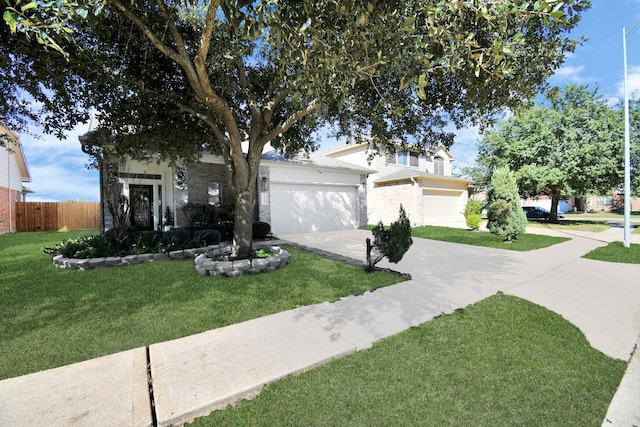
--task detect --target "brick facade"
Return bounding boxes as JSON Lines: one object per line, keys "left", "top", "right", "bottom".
{"left": 257, "top": 166, "right": 270, "bottom": 225}
{"left": 175, "top": 161, "right": 237, "bottom": 225}
{"left": 0, "top": 186, "right": 11, "bottom": 233}
{"left": 185, "top": 162, "right": 231, "bottom": 205}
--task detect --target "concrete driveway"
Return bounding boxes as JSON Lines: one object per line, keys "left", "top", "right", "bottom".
{"left": 279, "top": 227, "right": 640, "bottom": 361}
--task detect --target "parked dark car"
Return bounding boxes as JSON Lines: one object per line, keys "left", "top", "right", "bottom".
{"left": 522, "top": 206, "right": 565, "bottom": 219}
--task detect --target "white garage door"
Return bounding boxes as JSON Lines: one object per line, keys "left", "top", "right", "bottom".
{"left": 422, "top": 189, "right": 463, "bottom": 225}
{"left": 270, "top": 183, "right": 358, "bottom": 234}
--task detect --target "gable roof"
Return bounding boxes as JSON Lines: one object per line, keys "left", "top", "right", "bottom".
{"left": 433, "top": 145, "right": 456, "bottom": 161}
{"left": 374, "top": 169, "right": 470, "bottom": 185}
{"left": 323, "top": 140, "right": 455, "bottom": 160}
{"left": 321, "top": 141, "right": 368, "bottom": 156}
{"left": 261, "top": 150, "right": 376, "bottom": 174}
{"left": 1, "top": 125, "right": 31, "bottom": 183}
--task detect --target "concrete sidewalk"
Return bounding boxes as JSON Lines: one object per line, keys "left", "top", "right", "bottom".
{"left": 1, "top": 227, "right": 639, "bottom": 426}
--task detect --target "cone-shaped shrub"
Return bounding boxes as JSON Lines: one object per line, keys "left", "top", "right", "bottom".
{"left": 486, "top": 166, "right": 527, "bottom": 241}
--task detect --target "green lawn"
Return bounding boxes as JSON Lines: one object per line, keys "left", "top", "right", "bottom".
{"left": 411, "top": 225, "right": 569, "bottom": 251}
{"left": 526, "top": 220, "right": 610, "bottom": 232}
{"left": 583, "top": 241, "right": 640, "bottom": 264}
{"left": 565, "top": 210, "right": 640, "bottom": 224}
{"left": 0, "top": 231, "right": 401, "bottom": 380}
{"left": 1, "top": 230, "right": 629, "bottom": 426}
{"left": 194, "top": 293, "right": 625, "bottom": 427}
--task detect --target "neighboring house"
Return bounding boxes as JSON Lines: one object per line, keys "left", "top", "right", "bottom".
{"left": 520, "top": 197, "right": 573, "bottom": 213}
{"left": 0, "top": 126, "right": 32, "bottom": 233}
{"left": 81, "top": 131, "right": 373, "bottom": 235}
{"left": 588, "top": 192, "right": 640, "bottom": 213}
{"left": 520, "top": 193, "right": 640, "bottom": 214}
{"left": 477, "top": 191, "right": 639, "bottom": 215}
{"left": 323, "top": 142, "right": 472, "bottom": 226}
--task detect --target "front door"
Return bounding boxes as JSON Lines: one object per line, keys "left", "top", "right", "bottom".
{"left": 130, "top": 185, "right": 154, "bottom": 230}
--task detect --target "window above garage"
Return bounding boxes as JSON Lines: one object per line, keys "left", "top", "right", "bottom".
{"left": 387, "top": 150, "right": 419, "bottom": 167}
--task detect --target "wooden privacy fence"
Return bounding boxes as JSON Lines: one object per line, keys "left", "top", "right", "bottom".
{"left": 15, "top": 202, "right": 100, "bottom": 232}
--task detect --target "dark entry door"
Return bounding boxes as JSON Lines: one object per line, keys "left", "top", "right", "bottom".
{"left": 130, "top": 185, "right": 154, "bottom": 230}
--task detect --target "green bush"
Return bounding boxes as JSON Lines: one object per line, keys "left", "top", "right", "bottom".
{"left": 44, "top": 227, "right": 223, "bottom": 259}
{"left": 464, "top": 200, "right": 483, "bottom": 217}
{"left": 366, "top": 205, "right": 413, "bottom": 271}
{"left": 43, "top": 236, "right": 101, "bottom": 258}
{"left": 464, "top": 200, "right": 484, "bottom": 230}
{"left": 43, "top": 220, "right": 276, "bottom": 259}
{"left": 486, "top": 166, "right": 527, "bottom": 242}
{"left": 465, "top": 214, "right": 482, "bottom": 230}
{"left": 181, "top": 203, "right": 214, "bottom": 225}
{"left": 181, "top": 203, "right": 233, "bottom": 225}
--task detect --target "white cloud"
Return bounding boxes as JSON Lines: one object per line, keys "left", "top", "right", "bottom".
{"left": 449, "top": 125, "right": 481, "bottom": 170}
{"left": 550, "top": 65, "right": 589, "bottom": 84}
{"left": 27, "top": 164, "right": 99, "bottom": 202}
{"left": 20, "top": 122, "right": 100, "bottom": 202}
{"left": 616, "top": 64, "right": 640, "bottom": 100}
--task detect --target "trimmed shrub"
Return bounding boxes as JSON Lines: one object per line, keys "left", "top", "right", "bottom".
{"left": 464, "top": 200, "right": 484, "bottom": 230}
{"left": 44, "top": 227, "right": 224, "bottom": 259}
{"left": 45, "top": 218, "right": 269, "bottom": 259}
{"left": 366, "top": 204, "right": 413, "bottom": 271}
{"left": 486, "top": 166, "right": 527, "bottom": 241}
{"left": 181, "top": 203, "right": 219, "bottom": 225}
{"left": 465, "top": 214, "right": 482, "bottom": 230}
{"left": 44, "top": 235, "right": 105, "bottom": 258}
{"left": 464, "top": 199, "right": 483, "bottom": 216}
{"left": 181, "top": 203, "right": 234, "bottom": 226}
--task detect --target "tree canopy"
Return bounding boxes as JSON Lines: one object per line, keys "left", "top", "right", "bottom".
{"left": 2, "top": 0, "right": 590, "bottom": 256}
{"left": 474, "top": 85, "right": 624, "bottom": 221}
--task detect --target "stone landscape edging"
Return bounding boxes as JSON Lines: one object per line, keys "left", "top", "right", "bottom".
{"left": 51, "top": 242, "right": 290, "bottom": 278}
{"left": 194, "top": 245, "right": 290, "bottom": 277}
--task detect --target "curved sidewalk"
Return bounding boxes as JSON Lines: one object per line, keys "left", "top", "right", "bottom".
{"left": 0, "top": 227, "right": 638, "bottom": 426}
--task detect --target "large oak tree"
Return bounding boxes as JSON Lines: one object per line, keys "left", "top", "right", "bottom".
{"left": 475, "top": 85, "right": 624, "bottom": 222}
{"left": 3, "top": 0, "right": 589, "bottom": 257}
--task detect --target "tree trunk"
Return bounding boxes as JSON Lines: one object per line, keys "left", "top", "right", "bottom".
{"left": 550, "top": 195, "right": 560, "bottom": 224}
{"left": 365, "top": 237, "right": 373, "bottom": 272}
{"left": 228, "top": 142, "right": 262, "bottom": 260}
{"left": 232, "top": 187, "right": 255, "bottom": 259}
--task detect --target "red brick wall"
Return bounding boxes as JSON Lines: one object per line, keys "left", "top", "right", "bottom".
{"left": 0, "top": 186, "right": 12, "bottom": 233}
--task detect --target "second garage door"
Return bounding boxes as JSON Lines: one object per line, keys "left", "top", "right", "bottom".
{"left": 270, "top": 183, "right": 358, "bottom": 234}
{"left": 422, "top": 189, "right": 464, "bottom": 225}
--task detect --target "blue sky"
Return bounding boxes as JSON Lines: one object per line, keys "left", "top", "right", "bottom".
{"left": 17, "top": 0, "right": 640, "bottom": 202}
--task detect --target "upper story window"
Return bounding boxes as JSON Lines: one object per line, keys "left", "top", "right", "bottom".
{"left": 388, "top": 150, "right": 419, "bottom": 167}
{"left": 434, "top": 156, "right": 445, "bottom": 175}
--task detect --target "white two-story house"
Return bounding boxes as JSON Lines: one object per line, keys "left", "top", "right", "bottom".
{"left": 323, "top": 141, "right": 471, "bottom": 227}
{"left": 0, "top": 126, "right": 32, "bottom": 233}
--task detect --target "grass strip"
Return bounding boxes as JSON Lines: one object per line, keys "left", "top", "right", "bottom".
{"left": 195, "top": 293, "right": 625, "bottom": 427}
{"left": 583, "top": 241, "right": 640, "bottom": 264}
{"left": 0, "top": 231, "right": 401, "bottom": 380}
{"left": 526, "top": 220, "right": 610, "bottom": 232}
{"left": 411, "top": 226, "right": 569, "bottom": 251}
